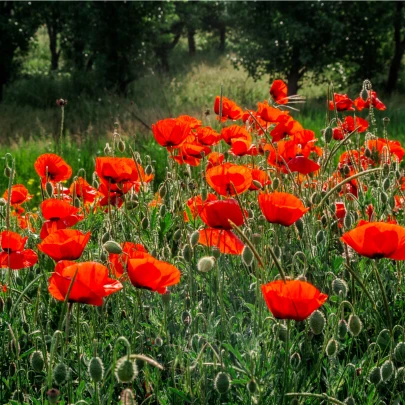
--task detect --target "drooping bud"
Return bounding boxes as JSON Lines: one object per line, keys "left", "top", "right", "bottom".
{"left": 190, "top": 231, "right": 200, "bottom": 247}
{"left": 337, "top": 319, "right": 348, "bottom": 340}
{"left": 115, "top": 357, "right": 138, "bottom": 383}
{"left": 197, "top": 256, "right": 215, "bottom": 273}
{"left": 242, "top": 246, "right": 254, "bottom": 267}
{"left": 308, "top": 310, "right": 325, "bottom": 335}
{"left": 380, "top": 360, "right": 395, "bottom": 382}
{"left": 103, "top": 241, "right": 123, "bottom": 254}
{"left": 368, "top": 367, "right": 381, "bottom": 385}
{"left": 332, "top": 278, "right": 348, "bottom": 298}
{"left": 326, "top": 338, "right": 338, "bottom": 357}
{"left": 30, "top": 350, "right": 45, "bottom": 372}
{"left": 53, "top": 362, "right": 69, "bottom": 385}
{"left": 182, "top": 244, "right": 193, "bottom": 262}
{"left": 89, "top": 357, "right": 104, "bottom": 382}
{"left": 394, "top": 342, "right": 405, "bottom": 363}
{"left": 117, "top": 140, "right": 126, "bottom": 153}
{"left": 348, "top": 314, "right": 362, "bottom": 337}
{"left": 214, "top": 372, "right": 231, "bottom": 394}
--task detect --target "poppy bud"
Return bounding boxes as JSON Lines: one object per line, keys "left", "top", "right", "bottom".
{"left": 381, "top": 360, "right": 395, "bottom": 382}
{"left": 348, "top": 314, "right": 362, "bottom": 336}
{"left": 0, "top": 198, "right": 5, "bottom": 206}
{"left": 311, "top": 192, "right": 321, "bottom": 205}
{"left": 377, "top": 329, "right": 391, "bottom": 350}
{"left": 120, "top": 388, "right": 136, "bottom": 404}
{"left": 0, "top": 297, "right": 4, "bottom": 313}
{"left": 115, "top": 358, "right": 138, "bottom": 383}
{"left": 344, "top": 397, "right": 356, "bottom": 405}
{"left": 190, "top": 231, "right": 200, "bottom": 247}
{"left": 197, "top": 256, "right": 215, "bottom": 273}
{"left": 182, "top": 244, "right": 192, "bottom": 262}
{"left": 56, "top": 99, "right": 67, "bottom": 107}
{"left": 308, "top": 310, "right": 325, "bottom": 335}
{"left": 5, "top": 296, "right": 12, "bottom": 312}
{"left": 344, "top": 213, "right": 352, "bottom": 229}
{"left": 252, "top": 233, "right": 261, "bottom": 246}
{"left": 324, "top": 126, "right": 333, "bottom": 143}
{"left": 30, "top": 350, "right": 44, "bottom": 372}
{"left": 103, "top": 241, "right": 122, "bottom": 254}
{"left": 361, "top": 87, "right": 369, "bottom": 102}
{"left": 396, "top": 170, "right": 401, "bottom": 180}
{"left": 45, "top": 182, "right": 54, "bottom": 197}
{"left": 397, "top": 367, "right": 405, "bottom": 382}
{"left": 382, "top": 177, "right": 390, "bottom": 191}
{"left": 4, "top": 166, "right": 11, "bottom": 178}
{"left": 89, "top": 357, "right": 104, "bottom": 382}
{"left": 394, "top": 342, "right": 405, "bottom": 363}
{"left": 273, "top": 323, "right": 288, "bottom": 342}
{"left": 182, "top": 310, "right": 192, "bottom": 326}
{"left": 258, "top": 215, "right": 266, "bottom": 225}
{"left": 364, "top": 148, "right": 372, "bottom": 158}
{"left": 53, "top": 362, "right": 69, "bottom": 385}
{"left": 159, "top": 184, "right": 167, "bottom": 198}
{"left": 316, "top": 230, "right": 325, "bottom": 245}
{"left": 242, "top": 246, "right": 254, "bottom": 267}
{"left": 46, "top": 389, "right": 60, "bottom": 405}
{"left": 100, "top": 251, "right": 108, "bottom": 262}
{"left": 272, "top": 177, "right": 280, "bottom": 190}
{"left": 290, "top": 352, "right": 301, "bottom": 369}
{"left": 337, "top": 319, "right": 348, "bottom": 340}
{"left": 117, "top": 140, "right": 126, "bottom": 153}
{"left": 326, "top": 338, "right": 338, "bottom": 357}
{"left": 162, "top": 246, "right": 171, "bottom": 260}
{"left": 141, "top": 217, "right": 149, "bottom": 230}
{"left": 154, "top": 336, "right": 163, "bottom": 347}
{"left": 332, "top": 278, "right": 348, "bottom": 298}
{"left": 343, "top": 165, "right": 350, "bottom": 176}
{"left": 214, "top": 372, "right": 231, "bottom": 394}
{"left": 252, "top": 180, "right": 263, "bottom": 189}
{"left": 104, "top": 144, "right": 112, "bottom": 155}
{"left": 173, "top": 229, "right": 182, "bottom": 241}
{"left": 212, "top": 246, "right": 221, "bottom": 259}
{"left": 161, "top": 291, "right": 171, "bottom": 305}
{"left": 12, "top": 391, "right": 25, "bottom": 402}
{"left": 126, "top": 200, "right": 138, "bottom": 210}
{"left": 380, "top": 191, "right": 388, "bottom": 205}
{"left": 383, "top": 163, "right": 390, "bottom": 177}
{"left": 368, "top": 366, "right": 381, "bottom": 384}
{"left": 295, "top": 218, "right": 304, "bottom": 236}
{"left": 246, "top": 379, "right": 257, "bottom": 394}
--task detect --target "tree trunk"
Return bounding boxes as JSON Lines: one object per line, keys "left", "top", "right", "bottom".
{"left": 386, "top": 2, "right": 405, "bottom": 94}
{"left": 219, "top": 24, "right": 226, "bottom": 52}
{"left": 187, "top": 28, "right": 196, "bottom": 55}
{"left": 287, "top": 69, "right": 300, "bottom": 96}
{"left": 46, "top": 20, "right": 60, "bottom": 71}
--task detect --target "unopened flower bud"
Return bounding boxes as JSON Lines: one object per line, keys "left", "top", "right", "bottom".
{"left": 309, "top": 310, "right": 325, "bottom": 335}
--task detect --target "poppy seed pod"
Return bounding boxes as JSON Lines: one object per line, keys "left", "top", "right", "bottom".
{"left": 308, "top": 310, "right": 326, "bottom": 335}
{"left": 369, "top": 366, "right": 381, "bottom": 384}
{"left": 273, "top": 323, "right": 288, "bottom": 342}
{"left": 115, "top": 357, "right": 138, "bottom": 383}
{"left": 103, "top": 240, "right": 123, "bottom": 254}
{"left": 30, "top": 350, "right": 44, "bottom": 372}
{"left": 53, "top": 362, "right": 69, "bottom": 385}
{"left": 212, "top": 246, "right": 221, "bottom": 259}
{"left": 89, "top": 357, "right": 104, "bottom": 382}
{"left": 348, "top": 314, "right": 362, "bottom": 336}
{"left": 197, "top": 256, "right": 215, "bottom": 273}
{"left": 214, "top": 372, "right": 231, "bottom": 394}
{"left": 381, "top": 360, "right": 395, "bottom": 382}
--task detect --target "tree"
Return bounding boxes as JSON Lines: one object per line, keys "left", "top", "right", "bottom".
{"left": 0, "top": 2, "right": 39, "bottom": 101}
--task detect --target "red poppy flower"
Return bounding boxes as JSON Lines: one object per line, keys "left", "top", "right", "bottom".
{"left": 40, "top": 199, "right": 84, "bottom": 239}
{"left": 258, "top": 192, "right": 309, "bottom": 227}
{"left": 198, "top": 228, "right": 244, "bottom": 255}
{"left": 199, "top": 199, "right": 244, "bottom": 230}
{"left": 242, "top": 110, "right": 271, "bottom": 134}
{"left": 257, "top": 101, "right": 285, "bottom": 122}
{"left": 34, "top": 154, "right": 72, "bottom": 183}
{"left": 177, "top": 115, "right": 202, "bottom": 129}
{"left": 184, "top": 193, "right": 217, "bottom": 221}
{"left": 332, "top": 116, "right": 369, "bottom": 141}
{"left": 206, "top": 163, "right": 252, "bottom": 196}
{"left": 366, "top": 138, "right": 405, "bottom": 163}
{"left": 270, "top": 115, "right": 303, "bottom": 142}
{"left": 180, "top": 142, "right": 211, "bottom": 159}
{"left": 0, "top": 230, "right": 38, "bottom": 269}
{"left": 127, "top": 256, "right": 181, "bottom": 294}
{"left": 221, "top": 125, "right": 252, "bottom": 146}
{"left": 328, "top": 93, "right": 354, "bottom": 111}
{"left": 261, "top": 280, "right": 328, "bottom": 321}
{"left": 206, "top": 152, "right": 224, "bottom": 169}
{"left": 214, "top": 96, "right": 243, "bottom": 121}
{"left": 270, "top": 79, "right": 288, "bottom": 105}
{"left": 229, "top": 138, "right": 258, "bottom": 157}
{"left": 3, "top": 185, "right": 32, "bottom": 206}
{"left": 354, "top": 91, "right": 386, "bottom": 111}
{"left": 249, "top": 168, "right": 271, "bottom": 191}
{"left": 265, "top": 139, "right": 300, "bottom": 172}
{"left": 70, "top": 177, "right": 99, "bottom": 204}
{"left": 38, "top": 229, "right": 91, "bottom": 261}
{"left": 171, "top": 153, "right": 202, "bottom": 167}
{"left": 95, "top": 157, "right": 139, "bottom": 187}
{"left": 287, "top": 156, "right": 320, "bottom": 175}
{"left": 148, "top": 192, "right": 164, "bottom": 208}
{"left": 109, "top": 242, "right": 149, "bottom": 278}
{"left": 48, "top": 261, "right": 123, "bottom": 306}
{"left": 341, "top": 221, "right": 405, "bottom": 260}
{"left": 195, "top": 127, "right": 222, "bottom": 146}
{"left": 335, "top": 202, "right": 346, "bottom": 221}
{"left": 152, "top": 118, "right": 191, "bottom": 148}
